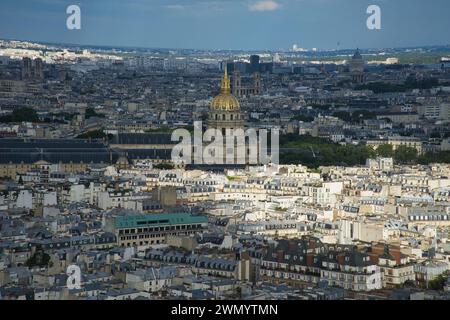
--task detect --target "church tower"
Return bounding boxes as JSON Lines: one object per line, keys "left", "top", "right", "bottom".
{"left": 253, "top": 72, "right": 261, "bottom": 95}
{"left": 232, "top": 70, "right": 242, "bottom": 97}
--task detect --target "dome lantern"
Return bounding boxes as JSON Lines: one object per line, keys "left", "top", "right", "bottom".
{"left": 211, "top": 65, "right": 240, "bottom": 111}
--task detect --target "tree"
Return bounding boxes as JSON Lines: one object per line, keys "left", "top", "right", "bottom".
{"left": 394, "top": 146, "right": 418, "bottom": 164}
{"left": 76, "top": 130, "right": 110, "bottom": 140}
{"left": 427, "top": 271, "right": 448, "bottom": 291}
{"left": 403, "top": 280, "right": 416, "bottom": 288}
{"left": 279, "top": 134, "right": 376, "bottom": 168}
{"left": 332, "top": 111, "right": 352, "bottom": 122}
{"left": 0, "top": 107, "right": 39, "bottom": 123}
{"left": 376, "top": 144, "right": 394, "bottom": 157}
{"left": 13, "top": 107, "right": 39, "bottom": 122}
{"left": 418, "top": 151, "right": 450, "bottom": 165}
{"left": 236, "top": 287, "right": 242, "bottom": 299}
{"left": 85, "top": 107, "right": 105, "bottom": 119}
{"left": 292, "top": 114, "right": 314, "bottom": 122}
{"left": 352, "top": 110, "right": 376, "bottom": 122}
{"left": 154, "top": 163, "right": 174, "bottom": 170}
{"left": 25, "top": 250, "right": 51, "bottom": 268}
{"left": 430, "top": 131, "right": 441, "bottom": 139}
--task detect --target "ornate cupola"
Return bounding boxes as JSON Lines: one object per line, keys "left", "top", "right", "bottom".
{"left": 208, "top": 65, "right": 244, "bottom": 135}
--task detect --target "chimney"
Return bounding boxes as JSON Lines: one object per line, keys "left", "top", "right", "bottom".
{"left": 276, "top": 250, "right": 284, "bottom": 262}
{"left": 337, "top": 254, "right": 346, "bottom": 265}
{"left": 288, "top": 240, "right": 297, "bottom": 252}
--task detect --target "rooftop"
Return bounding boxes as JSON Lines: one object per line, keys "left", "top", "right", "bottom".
{"left": 114, "top": 212, "right": 208, "bottom": 229}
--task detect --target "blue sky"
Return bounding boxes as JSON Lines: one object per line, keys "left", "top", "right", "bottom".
{"left": 0, "top": 0, "right": 449, "bottom": 50}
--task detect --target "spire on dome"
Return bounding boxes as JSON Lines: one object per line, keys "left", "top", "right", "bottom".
{"left": 220, "top": 64, "right": 231, "bottom": 94}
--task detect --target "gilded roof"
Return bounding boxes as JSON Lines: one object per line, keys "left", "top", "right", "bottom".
{"left": 211, "top": 66, "right": 240, "bottom": 111}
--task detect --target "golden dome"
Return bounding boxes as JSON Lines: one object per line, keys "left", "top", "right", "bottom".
{"left": 211, "top": 93, "right": 240, "bottom": 111}
{"left": 211, "top": 66, "right": 240, "bottom": 111}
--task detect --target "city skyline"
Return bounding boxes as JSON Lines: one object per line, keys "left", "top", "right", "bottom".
{"left": 1, "top": 1, "right": 450, "bottom": 304}
{"left": 1, "top": 0, "right": 450, "bottom": 51}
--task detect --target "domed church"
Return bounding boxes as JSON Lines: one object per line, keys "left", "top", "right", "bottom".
{"left": 349, "top": 48, "right": 366, "bottom": 84}
{"left": 207, "top": 66, "right": 244, "bottom": 136}
{"left": 349, "top": 48, "right": 365, "bottom": 73}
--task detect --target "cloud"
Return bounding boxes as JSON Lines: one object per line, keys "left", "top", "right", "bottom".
{"left": 162, "top": 1, "right": 228, "bottom": 12}
{"left": 164, "top": 4, "right": 186, "bottom": 10}
{"left": 248, "top": 0, "right": 280, "bottom": 12}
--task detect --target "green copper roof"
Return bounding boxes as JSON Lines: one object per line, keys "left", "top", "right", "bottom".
{"left": 115, "top": 213, "right": 208, "bottom": 229}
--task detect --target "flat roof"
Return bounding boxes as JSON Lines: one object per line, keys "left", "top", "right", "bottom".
{"left": 115, "top": 213, "right": 208, "bottom": 229}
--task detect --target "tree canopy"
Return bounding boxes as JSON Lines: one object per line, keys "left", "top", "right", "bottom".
{"left": 0, "top": 107, "right": 39, "bottom": 123}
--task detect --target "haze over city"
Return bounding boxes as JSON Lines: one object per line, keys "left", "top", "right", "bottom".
{"left": 1, "top": 0, "right": 450, "bottom": 50}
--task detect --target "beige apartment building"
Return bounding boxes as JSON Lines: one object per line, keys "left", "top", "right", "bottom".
{"left": 367, "top": 136, "right": 423, "bottom": 154}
